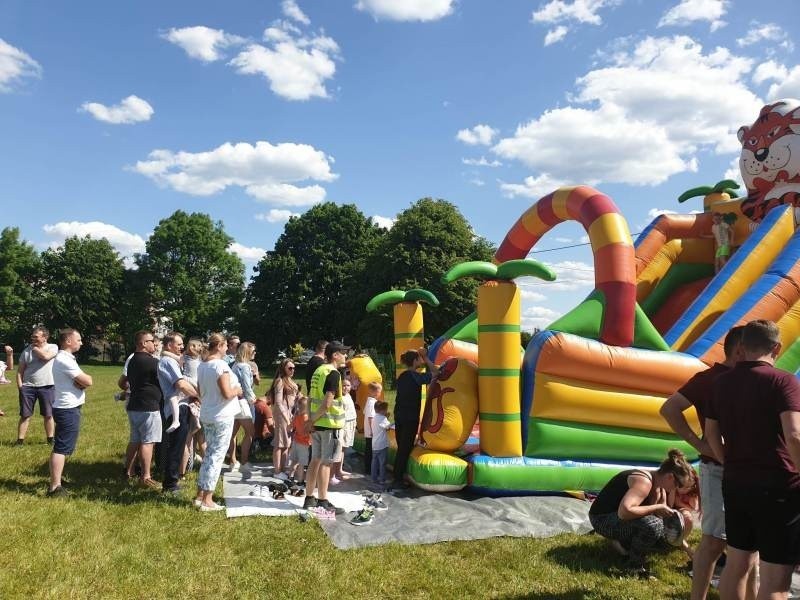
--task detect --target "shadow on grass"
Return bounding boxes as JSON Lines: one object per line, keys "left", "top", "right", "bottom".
{"left": 544, "top": 533, "right": 629, "bottom": 575}
{"left": 0, "top": 459, "right": 189, "bottom": 506}
{"left": 499, "top": 592, "right": 622, "bottom": 600}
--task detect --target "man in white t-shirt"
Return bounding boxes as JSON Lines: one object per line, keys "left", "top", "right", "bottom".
{"left": 48, "top": 329, "right": 92, "bottom": 497}
{"left": 16, "top": 326, "right": 58, "bottom": 445}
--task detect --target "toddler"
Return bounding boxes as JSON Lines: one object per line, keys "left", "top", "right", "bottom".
{"left": 371, "top": 400, "right": 392, "bottom": 487}
{"left": 363, "top": 381, "right": 382, "bottom": 475}
{"left": 289, "top": 396, "right": 311, "bottom": 486}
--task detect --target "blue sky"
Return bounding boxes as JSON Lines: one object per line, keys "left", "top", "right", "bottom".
{"left": 2, "top": 0, "right": 799, "bottom": 332}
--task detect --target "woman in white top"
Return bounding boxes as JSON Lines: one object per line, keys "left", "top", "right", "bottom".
{"left": 229, "top": 342, "right": 257, "bottom": 477}
{"left": 194, "top": 333, "right": 242, "bottom": 512}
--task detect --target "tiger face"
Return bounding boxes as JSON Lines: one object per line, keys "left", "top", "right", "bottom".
{"left": 738, "top": 100, "right": 800, "bottom": 222}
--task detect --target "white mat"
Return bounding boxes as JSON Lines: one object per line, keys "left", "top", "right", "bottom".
{"left": 222, "top": 464, "right": 366, "bottom": 518}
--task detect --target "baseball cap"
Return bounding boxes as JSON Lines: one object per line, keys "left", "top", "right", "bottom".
{"left": 325, "top": 341, "right": 351, "bottom": 359}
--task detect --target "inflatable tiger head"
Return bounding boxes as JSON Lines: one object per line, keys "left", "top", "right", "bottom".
{"left": 738, "top": 99, "right": 800, "bottom": 222}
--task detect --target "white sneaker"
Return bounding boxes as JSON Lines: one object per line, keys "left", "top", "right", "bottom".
{"left": 229, "top": 461, "right": 240, "bottom": 473}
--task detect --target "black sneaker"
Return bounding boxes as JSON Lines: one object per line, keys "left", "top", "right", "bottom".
{"left": 15, "top": 439, "right": 24, "bottom": 446}
{"left": 46, "top": 486, "right": 70, "bottom": 498}
{"left": 349, "top": 508, "right": 374, "bottom": 526}
{"left": 366, "top": 495, "right": 388, "bottom": 511}
{"left": 303, "top": 496, "right": 318, "bottom": 510}
{"left": 47, "top": 436, "right": 54, "bottom": 445}
{"left": 623, "top": 560, "right": 655, "bottom": 580}
{"left": 317, "top": 499, "right": 345, "bottom": 515}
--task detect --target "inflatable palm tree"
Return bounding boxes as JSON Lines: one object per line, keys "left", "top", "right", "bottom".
{"left": 443, "top": 259, "right": 555, "bottom": 456}
{"left": 366, "top": 288, "right": 439, "bottom": 378}
{"left": 678, "top": 179, "right": 740, "bottom": 211}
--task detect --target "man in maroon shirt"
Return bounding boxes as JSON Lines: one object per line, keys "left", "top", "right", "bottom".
{"left": 661, "top": 326, "right": 749, "bottom": 600}
{"left": 706, "top": 320, "right": 800, "bottom": 600}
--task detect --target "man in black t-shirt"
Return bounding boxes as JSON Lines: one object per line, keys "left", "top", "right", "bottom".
{"left": 118, "top": 330, "right": 163, "bottom": 488}
{"left": 305, "top": 340, "right": 327, "bottom": 395}
{"left": 392, "top": 347, "right": 438, "bottom": 489}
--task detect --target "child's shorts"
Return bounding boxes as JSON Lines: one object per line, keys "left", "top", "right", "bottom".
{"left": 289, "top": 441, "right": 310, "bottom": 467}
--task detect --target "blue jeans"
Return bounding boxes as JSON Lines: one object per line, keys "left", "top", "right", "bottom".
{"left": 197, "top": 418, "right": 234, "bottom": 492}
{"left": 371, "top": 447, "right": 388, "bottom": 484}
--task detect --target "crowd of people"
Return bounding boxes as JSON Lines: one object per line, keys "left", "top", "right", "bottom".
{"left": 7, "top": 316, "right": 800, "bottom": 597}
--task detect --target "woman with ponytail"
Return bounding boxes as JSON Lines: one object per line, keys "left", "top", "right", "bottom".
{"left": 589, "top": 448, "right": 696, "bottom": 577}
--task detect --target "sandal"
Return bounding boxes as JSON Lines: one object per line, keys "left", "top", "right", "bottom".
{"left": 272, "top": 490, "right": 285, "bottom": 500}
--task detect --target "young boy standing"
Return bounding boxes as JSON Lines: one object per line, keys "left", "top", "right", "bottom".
{"left": 371, "top": 401, "right": 392, "bottom": 487}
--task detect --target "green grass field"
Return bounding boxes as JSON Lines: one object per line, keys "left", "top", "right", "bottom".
{"left": 0, "top": 365, "right": 708, "bottom": 599}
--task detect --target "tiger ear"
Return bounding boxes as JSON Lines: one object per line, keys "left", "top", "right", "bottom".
{"left": 737, "top": 125, "right": 749, "bottom": 143}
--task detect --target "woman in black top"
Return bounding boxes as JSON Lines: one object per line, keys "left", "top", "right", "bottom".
{"left": 589, "top": 448, "right": 695, "bottom": 576}
{"left": 392, "top": 348, "right": 438, "bottom": 489}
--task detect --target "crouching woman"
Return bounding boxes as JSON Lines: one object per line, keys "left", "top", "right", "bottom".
{"left": 588, "top": 448, "right": 695, "bottom": 577}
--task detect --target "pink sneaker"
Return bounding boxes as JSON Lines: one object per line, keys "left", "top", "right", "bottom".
{"left": 329, "top": 476, "right": 341, "bottom": 486}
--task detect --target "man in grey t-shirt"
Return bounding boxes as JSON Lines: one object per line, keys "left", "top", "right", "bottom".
{"left": 16, "top": 326, "right": 58, "bottom": 445}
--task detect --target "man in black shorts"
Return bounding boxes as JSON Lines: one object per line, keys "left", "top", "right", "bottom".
{"left": 706, "top": 320, "right": 800, "bottom": 599}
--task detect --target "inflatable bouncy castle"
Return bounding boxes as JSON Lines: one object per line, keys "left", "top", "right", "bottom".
{"left": 365, "top": 99, "right": 800, "bottom": 496}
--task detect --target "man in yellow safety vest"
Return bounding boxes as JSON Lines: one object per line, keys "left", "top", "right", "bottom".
{"left": 303, "top": 340, "right": 349, "bottom": 514}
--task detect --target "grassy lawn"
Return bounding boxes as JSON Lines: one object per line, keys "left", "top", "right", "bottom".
{"left": 0, "top": 365, "right": 708, "bottom": 599}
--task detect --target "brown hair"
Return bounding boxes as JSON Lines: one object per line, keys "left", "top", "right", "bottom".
{"left": 400, "top": 350, "right": 419, "bottom": 368}
{"left": 58, "top": 328, "right": 79, "bottom": 346}
{"left": 207, "top": 332, "right": 226, "bottom": 353}
{"left": 742, "top": 319, "right": 780, "bottom": 356}
{"left": 375, "top": 400, "right": 389, "bottom": 414}
{"left": 656, "top": 448, "right": 694, "bottom": 487}
{"left": 367, "top": 381, "right": 382, "bottom": 394}
{"left": 270, "top": 358, "right": 298, "bottom": 398}
{"left": 134, "top": 330, "right": 152, "bottom": 346}
{"left": 723, "top": 325, "right": 744, "bottom": 357}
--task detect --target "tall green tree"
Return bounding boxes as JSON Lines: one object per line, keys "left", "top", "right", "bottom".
{"left": 241, "top": 203, "right": 385, "bottom": 355}
{"left": 0, "top": 227, "right": 42, "bottom": 346}
{"left": 358, "top": 198, "right": 495, "bottom": 349}
{"left": 135, "top": 211, "right": 245, "bottom": 336}
{"left": 38, "top": 235, "right": 124, "bottom": 354}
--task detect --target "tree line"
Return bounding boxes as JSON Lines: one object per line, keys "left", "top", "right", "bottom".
{"left": 1, "top": 199, "right": 493, "bottom": 361}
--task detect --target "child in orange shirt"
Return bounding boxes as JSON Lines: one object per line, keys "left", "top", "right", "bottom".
{"left": 289, "top": 396, "right": 311, "bottom": 485}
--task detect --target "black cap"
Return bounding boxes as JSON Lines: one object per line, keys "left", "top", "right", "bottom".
{"left": 325, "top": 341, "right": 351, "bottom": 359}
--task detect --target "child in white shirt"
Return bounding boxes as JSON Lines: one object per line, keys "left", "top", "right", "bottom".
{"left": 371, "top": 401, "right": 392, "bottom": 486}
{"left": 363, "top": 381, "right": 382, "bottom": 475}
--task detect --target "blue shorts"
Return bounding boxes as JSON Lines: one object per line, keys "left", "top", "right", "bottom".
{"left": 52, "top": 407, "right": 82, "bottom": 456}
{"left": 19, "top": 385, "right": 54, "bottom": 418}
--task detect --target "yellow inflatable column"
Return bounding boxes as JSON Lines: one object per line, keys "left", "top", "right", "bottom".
{"left": 393, "top": 301, "right": 429, "bottom": 421}
{"left": 393, "top": 301, "right": 424, "bottom": 377}
{"left": 477, "top": 281, "right": 522, "bottom": 456}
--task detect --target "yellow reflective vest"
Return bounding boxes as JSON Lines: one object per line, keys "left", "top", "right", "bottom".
{"left": 309, "top": 363, "right": 345, "bottom": 429}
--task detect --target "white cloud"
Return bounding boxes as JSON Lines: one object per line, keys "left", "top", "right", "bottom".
{"left": 531, "top": 0, "right": 620, "bottom": 43}
{"left": 531, "top": 0, "right": 615, "bottom": 25}
{"left": 722, "top": 156, "right": 743, "bottom": 187}
{"left": 491, "top": 36, "right": 762, "bottom": 190}
{"left": 255, "top": 209, "right": 300, "bottom": 223}
{"left": 0, "top": 38, "right": 42, "bottom": 92}
{"left": 462, "top": 156, "right": 502, "bottom": 167}
{"left": 355, "top": 0, "right": 454, "bottom": 22}
{"left": 229, "top": 21, "right": 340, "bottom": 101}
{"left": 521, "top": 305, "right": 562, "bottom": 330}
{"left": 554, "top": 237, "right": 573, "bottom": 243}
{"left": 456, "top": 124, "right": 498, "bottom": 146}
{"left": 499, "top": 174, "right": 568, "bottom": 198}
{"left": 469, "top": 178, "right": 485, "bottom": 186}
{"left": 282, "top": 0, "right": 311, "bottom": 25}
{"left": 766, "top": 66, "right": 800, "bottom": 101}
{"left": 133, "top": 140, "right": 337, "bottom": 207}
{"left": 737, "top": 22, "right": 793, "bottom": 51}
{"left": 162, "top": 26, "right": 245, "bottom": 62}
{"left": 372, "top": 215, "right": 395, "bottom": 229}
{"left": 544, "top": 26, "right": 569, "bottom": 46}
{"left": 540, "top": 260, "right": 595, "bottom": 291}
{"left": 520, "top": 289, "right": 547, "bottom": 302}
{"left": 752, "top": 59, "right": 788, "bottom": 85}
{"left": 658, "top": 0, "right": 728, "bottom": 31}
{"left": 42, "top": 221, "right": 145, "bottom": 267}
{"left": 80, "top": 95, "right": 154, "bottom": 125}
{"left": 230, "top": 242, "right": 266, "bottom": 262}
